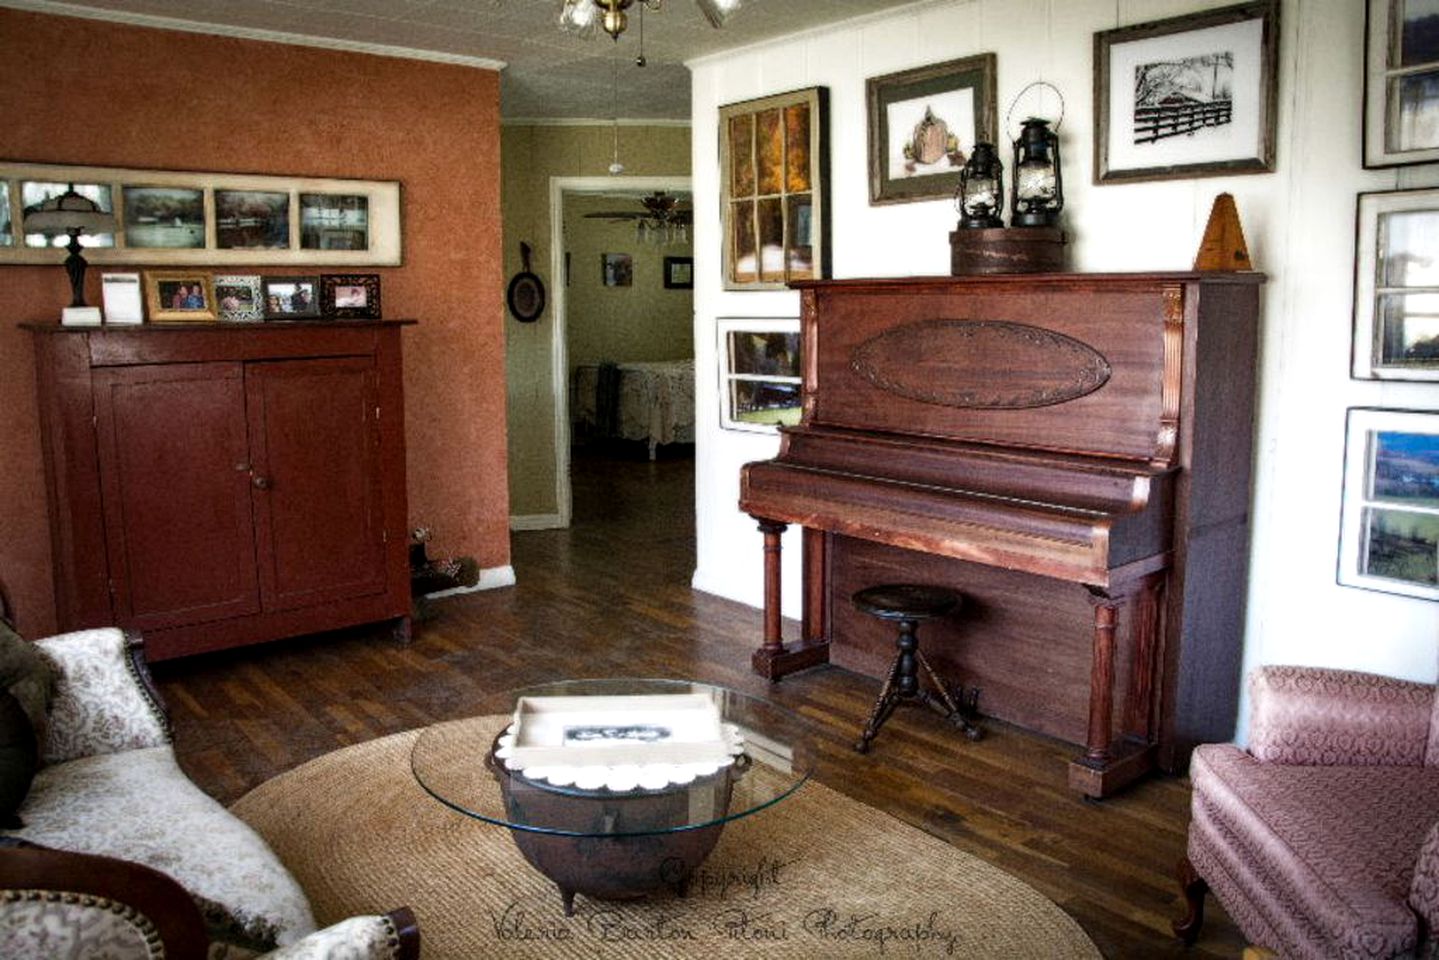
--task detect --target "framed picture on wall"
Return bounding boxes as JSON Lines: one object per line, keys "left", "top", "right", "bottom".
{"left": 663, "top": 256, "right": 693, "bottom": 289}
{"left": 1365, "top": 0, "right": 1439, "bottom": 167}
{"left": 602, "top": 252, "right": 632, "bottom": 287}
{"left": 1094, "top": 0, "right": 1279, "bottom": 183}
{"left": 717, "top": 317, "right": 802, "bottom": 433}
{"left": 1353, "top": 188, "right": 1439, "bottom": 380}
{"left": 866, "top": 54, "right": 997, "bottom": 205}
{"left": 719, "top": 86, "right": 829, "bottom": 290}
{"left": 1338, "top": 408, "right": 1439, "bottom": 601}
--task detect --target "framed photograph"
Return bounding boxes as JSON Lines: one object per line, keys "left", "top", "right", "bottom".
{"left": 663, "top": 256, "right": 693, "bottom": 289}
{"left": 21, "top": 181, "right": 114, "bottom": 249}
{"left": 300, "top": 193, "right": 369, "bottom": 251}
{"left": 1353, "top": 188, "right": 1439, "bottom": 381}
{"left": 144, "top": 271, "right": 216, "bottom": 323}
{"left": 1338, "top": 408, "right": 1439, "bottom": 601}
{"left": 100, "top": 272, "right": 144, "bottom": 324}
{"left": 602, "top": 253, "right": 632, "bottom": 287}
{"left": 214, "top": 274, "right": 264, "bottom": 322}
{"left": 261, "top": 275, "right": 321, "bottom": 319}
{"left": 121, "top": 186, "right": 204, "bottom": 249}
{"left": 1094, "top": 1, "right": 1279, "bottom": 183}
{"left": 717, "top": 317, "right": 802, "bottom": 433}
{"left": 720, "top": 86, "right": 829, "bottom": 290}
{"left": 866, "top": 54, "right": 997, "bottom": 205}
{"left": 1365, "top": 0, "right": 1439, "bottom": 166}
{"left": 321, "top": 274, "right": 382, "bottom": 319}
{"left": 215, "top": 189, "right": 290, "bottom": 249}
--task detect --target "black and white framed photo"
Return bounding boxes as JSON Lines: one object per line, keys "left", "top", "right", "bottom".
{"left": 1094, "top": 1, "right": 1278, "bottom": 183}
{"left": 214, "top": 274, "right": 264, "bottom": 322}
{"left": 215, "top": 190, "right": 290, "bottom": 249}
{"left": 1353, "top": 188, "right": 1439, "bottom": 381}
{"left": 1365, "top": 0, "right": 1439, "bottom": 167}
{"left": 1338, "top": 408, "right": 1439, "bottom": 601}
{"left": 121, "top": 186, "right": 204, "bottom": 249}
{"left": 717, "top": 317, "right": 802, "bottom": 434}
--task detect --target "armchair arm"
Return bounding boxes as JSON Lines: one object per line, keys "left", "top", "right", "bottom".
{"left": 1248, "top": 665, "right": 1434, "bottom": 766}
{"left": 259, "top": 907, "right": 419, "bottom": 960}
{"left": 34, "top": 628, "right": 170, "bottom": 764}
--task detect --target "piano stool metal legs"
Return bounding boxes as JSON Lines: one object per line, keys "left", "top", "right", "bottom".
{"left": 851, "top": 584, "right": 983, "bottom": 753}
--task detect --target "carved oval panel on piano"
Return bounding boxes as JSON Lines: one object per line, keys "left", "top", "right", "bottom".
{"left": 849, "top": 319, "right": 1113, "bottom": 410}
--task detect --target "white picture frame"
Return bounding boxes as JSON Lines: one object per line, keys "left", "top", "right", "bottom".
{"left": 1353, "top": 188, "right": 1439, "bottom": 381}
{"left": 1365, "top": 0, "right": 1439, "bottom": 167}
{"left": 717, "top": 317, "right": 802, "bottom": 434}
{"left": 99, "top": 272, "right": 144, "bottom": 325}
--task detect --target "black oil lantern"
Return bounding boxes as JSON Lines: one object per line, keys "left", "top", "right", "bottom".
{"left": 1010, "top": 117, "right": 1063, "bottom": 228}
{"left": 955, "top": 142, "right": 1004, "bottom": 229}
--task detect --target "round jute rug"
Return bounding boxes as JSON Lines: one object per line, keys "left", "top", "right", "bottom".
{"left": 231, "top": 723, "right": 1100, "bottom": 959}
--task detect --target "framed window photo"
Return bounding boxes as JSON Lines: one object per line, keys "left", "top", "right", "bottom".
{"left": 1094, "top": 1, "right": 1279, "bottom": 183}
{"left": 321, "top": 273, "right": 381, "bottom": 319}
{"left": 214, "top": 274, "right": 264, "bottom": 322}
{"left": 663, "top": 256, "right": 693, "bottom": 289}
{"left": 720, "top": 86, "right": 829, "bottom": 290}
{"left": 1353, "top": 188, "right": 1439, "bottom": 380}
{"left": 300, "top": 193, "right": 369, "bottom": 251}
{"left": 1338, "top": 408, "right": 1439, "bottom": 601}
{"left": 261, "top": 275, "right": 321, "bottom": 319}
{"left": 717, "top": 317, "right": 802, "bottom": 433}
{"left": 602, "top": 253, "right": 632, "bottom": 287}
{"left": 144, "top": 271, "right": 216, "bottom": 323}
{"left": 866, "top": 54, "right": 997, "bottom": 205}
{"left": 1365, "top": 0, "right": 1439, "bottom": 167}
{"left": 121, "top": 186, "right": 204, "bottom": 248}
{"left": 215, "top": 190, "right": 290, "bottom": 249}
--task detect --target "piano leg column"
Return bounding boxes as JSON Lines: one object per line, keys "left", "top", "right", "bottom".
{"left": 749, "top": 518, "right": 831, "bottom": 681}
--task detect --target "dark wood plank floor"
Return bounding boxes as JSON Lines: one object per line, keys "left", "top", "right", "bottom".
{"left": 151, "top": 444, "right": 1246, "bottom": 959}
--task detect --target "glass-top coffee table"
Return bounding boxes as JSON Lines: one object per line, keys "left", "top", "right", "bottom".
{"left": 410, "top": 678, "right": 815, "bottom": 915}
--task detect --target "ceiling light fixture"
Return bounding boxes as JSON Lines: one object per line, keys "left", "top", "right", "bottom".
{"left": 585, "top": 191, "right": 692, "bottom": 246}
{"left": 558, "top": 0, "right": 741, "bottom": 42}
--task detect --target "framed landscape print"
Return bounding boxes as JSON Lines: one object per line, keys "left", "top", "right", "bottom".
{"left": 1353, "top": 188, "right": 1439, "bottom": 380}
{"left": 866, "top": 54, "right": 997, "bottom": 205}
{"left": 121, "top": 186, "right": 204, "bottom": 248}
{"left": 1094, "top": 1, "right": 1278, "bottom": 183}
{"left": 664, "top": 256, "right": 693, "bottom": 289}
{"left": 717, "top": 317, "right": 802, "bottom": 433}
{"left": 1338, "top": 408, "right": 1439, "bottom": 601}
{"left": 216, "top": 190, "right": 290, "bottom": 249}
{"left": 1365, "top": 0, "right": 1439, "bottom": 167}
{"left": 719, "top": 86, "right": 829, "bottom": 290}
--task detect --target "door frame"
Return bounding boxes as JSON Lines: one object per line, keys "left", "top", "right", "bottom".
{"left": 547, "top": 174, "right": 692, "bottom": 527}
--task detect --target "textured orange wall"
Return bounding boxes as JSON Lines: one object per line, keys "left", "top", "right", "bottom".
{"left": 0, "top": 9, "right": 509, "bottom": 636}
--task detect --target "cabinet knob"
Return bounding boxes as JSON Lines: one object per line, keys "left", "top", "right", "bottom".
{"left": 251, "top": 475, "right": 271, "bottom": 490}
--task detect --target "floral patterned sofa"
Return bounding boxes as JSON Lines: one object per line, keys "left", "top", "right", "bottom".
{"left": 0, "top": 626, "right": 418, "bottom": 959}
{"left": 1175, "top": 665, "right": 1439, "bottom": 959}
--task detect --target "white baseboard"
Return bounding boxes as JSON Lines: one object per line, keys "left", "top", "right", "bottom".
{"left": 510, "top": 514, "right": 564, "bottom": 531}
{"left": 422, "top": 564, "right": 516, "bottom": 598}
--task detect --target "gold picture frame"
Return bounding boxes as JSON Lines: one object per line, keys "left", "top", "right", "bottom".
{"left": 144, "top": 271, "right": 217, "bottom": 323}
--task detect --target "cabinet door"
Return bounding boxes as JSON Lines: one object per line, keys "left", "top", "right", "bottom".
{"left": 245, "top": 357, "right": 387, "bottom": 612}
{"left": 93, "top": 362, "right": 261, "bottom": 630}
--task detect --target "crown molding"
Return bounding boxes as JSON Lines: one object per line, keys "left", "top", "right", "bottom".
{"left": 503, "top": 117, "right": 691, "bottom": 128}
{"left": 0, "top": 0, "right": 507, "bottom": 71}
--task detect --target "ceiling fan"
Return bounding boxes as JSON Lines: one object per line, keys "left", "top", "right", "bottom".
{"left": 583, "top": 191, "right": 692, "bottom": 244}
{"left": 559, "top": 0, "right": 743, "bottom": 41}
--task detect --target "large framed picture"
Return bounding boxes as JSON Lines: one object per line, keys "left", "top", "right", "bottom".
{"left": 144, "top": 271, "right": 216, "bottom": 323}
{"left": 1338, "top": 408, "right": 1439, "bottom": 601}
{"left": 1365, "top": 0, "right": 1439, "bottom": 167}
{"left": 1353, "top": 188, "right": 1439, "bottom": 381}
{"left": 866, "top": 54, "right": 997, "bottom": 205}
{"left": 1094, "top": 1, "right": 1279, "bottom": 183}
{"left": 719, "top": 86, "right": 829, "bottom": 290}
{"left": 717, "top": 317, "right": 802, "bottom": 433}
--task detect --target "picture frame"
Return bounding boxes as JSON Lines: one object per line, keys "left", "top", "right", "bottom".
{"left": 1338, "top": 408, "right": 1439, "bottom": 602}
{"left": 144, "top": 271, "right": 216, "bottom": 323}
{"left": 719, "top": 86, "right": 829, "bottom": 290}
{"left": 866, "top": 54, "right": 997, "bottom": 205}
{"left": 1353, "top": 188, "right": 1439, "bottom": 381}
{"left": 321, "top": 273, "right": 382, "bottom": 319}
{"left": 215, "top": 189, "right": 290, "bottom": 250}
{"left": 602, "top": 253, "right": 633, "bottom": 288}
{"left": 663, "top": 256, "right": 693, "bottom": 289}
{"left": 100, "top": 272, "right": 144, "bottom": 324}
{"left": 121, "top": 186, "right": 204, "bottom": 249}
{"left": 261, "top": 275, "right": 321, "bottom": 320}
{"left": 1094, "top": 1, "right": 1279, "bottom": 184}
{"left": 300, "top": 192, "right": 369, "bottom": 251}
{"left": 1365, "top": 0, "right": 1439, "bottom": 167}
{"left": 213, "top": 274, "right": 264, "bottom": 322}
{"left": 717, "top": 317, "right": 802, "bottom": 433}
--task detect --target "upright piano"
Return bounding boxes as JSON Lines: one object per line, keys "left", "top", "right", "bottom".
{"left": 739, "top": 272, "right": 1264, "bottom": 797}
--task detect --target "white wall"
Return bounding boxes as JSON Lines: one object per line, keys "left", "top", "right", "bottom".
{"left": 689, "top": 0, "right": 1439, "bottom": 741}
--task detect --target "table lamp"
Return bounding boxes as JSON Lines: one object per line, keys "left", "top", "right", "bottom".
{"left": 22, "top": 185, "right": 116, "bottom": 324}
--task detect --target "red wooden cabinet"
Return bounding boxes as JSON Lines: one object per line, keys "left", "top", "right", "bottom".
{"left": 28, "top": 322, "right": 413, "bottom": 660}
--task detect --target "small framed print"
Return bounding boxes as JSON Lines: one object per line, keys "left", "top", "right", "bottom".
{"left": 1338, "top": 408, "right": 1439, "bottom": 601}
{"left": 214, "top": 274, "right": 264, "bottom": 322}
{"left": 261, "top": 275, "right": 321, "bottom": 319}
{"left": 321, "top": 274, "right": 381, "bottom": 319}
{"left": 1353, "top": 188, "right": 1439, "bottom": 380}
{"left": 1365, "top": 0, "right": 1439, "bottom": 167}
{"left": 144, "top": 271, "right": 216, "bottom": 323}
{"left": 717, "top": 317, "right": 802, "bottom": 433}
{"left": 602, "top": 253, "right": 633, "bottom": 287}
{"left": 663, "top": 256, "right": 693, "bottom": 289}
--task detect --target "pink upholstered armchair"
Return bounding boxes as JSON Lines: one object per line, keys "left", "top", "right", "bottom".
{"left": 1175, "top": 665, "right": 1439, "bottom": 959}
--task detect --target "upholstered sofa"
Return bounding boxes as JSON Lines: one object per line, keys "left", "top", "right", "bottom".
{"left": 0, "top": 625, "right": 418, "bottom": 958}
{"left": 1175, "top": 665, "right": 1439, "bottom": 959}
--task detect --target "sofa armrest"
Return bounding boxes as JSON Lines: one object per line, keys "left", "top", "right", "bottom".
{"left": 259, "top": 907, "right": 419, "bottom": 960}
{"left": 34, "top": 628, "right": 170, "bottom": 764}
{"left": 1248, "top": 665, "right": 1435, "bottom": 766}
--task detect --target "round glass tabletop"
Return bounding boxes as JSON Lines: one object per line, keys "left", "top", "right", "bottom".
{"left": 410, "top": 678, "right": 815, "bottom": 838}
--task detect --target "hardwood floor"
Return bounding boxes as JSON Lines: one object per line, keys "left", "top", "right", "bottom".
{"left": 152, "top": 443, "right": 1246, "bottom": 958}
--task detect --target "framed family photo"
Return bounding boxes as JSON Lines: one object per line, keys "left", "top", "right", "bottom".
{"left": 866, "top": 54, "right": 997, "bottom": 205}
{"left": 322, "top": 273, "right": 382, "bottom": 319}
{"left": 144, "top": 271, "right": 216, "bottom": 323}
{"left": 1353, "top": 188, "right": 1439, "bottom": 381}
{"left": 1094, "top": 1, "right": 1279, "bottom": 183}
{"left": 261, "top": 275, "right": 321, "bottom": 319}
{"left": 1365, "top": 0, "right": 1439, "bottom": 167}
{"left": 214, "top": 275, "right": 264, "bottom": 322}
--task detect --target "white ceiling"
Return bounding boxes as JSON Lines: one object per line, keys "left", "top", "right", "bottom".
{"left": 11, "top": 0, "right": 926, "bottom": 120}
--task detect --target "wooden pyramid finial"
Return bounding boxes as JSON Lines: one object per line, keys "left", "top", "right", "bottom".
{"left": 1194, "top": 193, "right": 1253, "bottom": 271}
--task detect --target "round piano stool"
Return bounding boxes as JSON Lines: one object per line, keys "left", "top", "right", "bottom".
{"left": 851, "top": 584, "right": 983, "bottom": 753}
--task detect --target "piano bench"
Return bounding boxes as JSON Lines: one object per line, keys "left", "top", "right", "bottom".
{"left": 851, "top": 584, "right": 983, "bottom": 753}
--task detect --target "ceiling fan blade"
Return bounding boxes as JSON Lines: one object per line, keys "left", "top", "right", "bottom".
{"left": 695, "top": 0, "right": 741, "bottom": 28}
{"left": 583, "top": 211, "right": 647, "bottom": 220}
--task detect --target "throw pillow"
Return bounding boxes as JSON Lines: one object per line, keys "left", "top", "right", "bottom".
{"left": 0, "top": 689, "right": 39, "bottom": 828}
{"left": 0, "top": 620, "right": 58, "bottom": 752}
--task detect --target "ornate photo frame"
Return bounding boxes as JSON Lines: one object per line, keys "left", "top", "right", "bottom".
{"left": 214, "top": 274, "right": 264, "bottom": 322}
{"left": 321, "top": 273, "right": 382, "bottom": 319}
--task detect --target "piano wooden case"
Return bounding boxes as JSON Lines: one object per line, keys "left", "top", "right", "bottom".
{"left": 739, "top": 272, "right": 1264, "bottom": 798}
